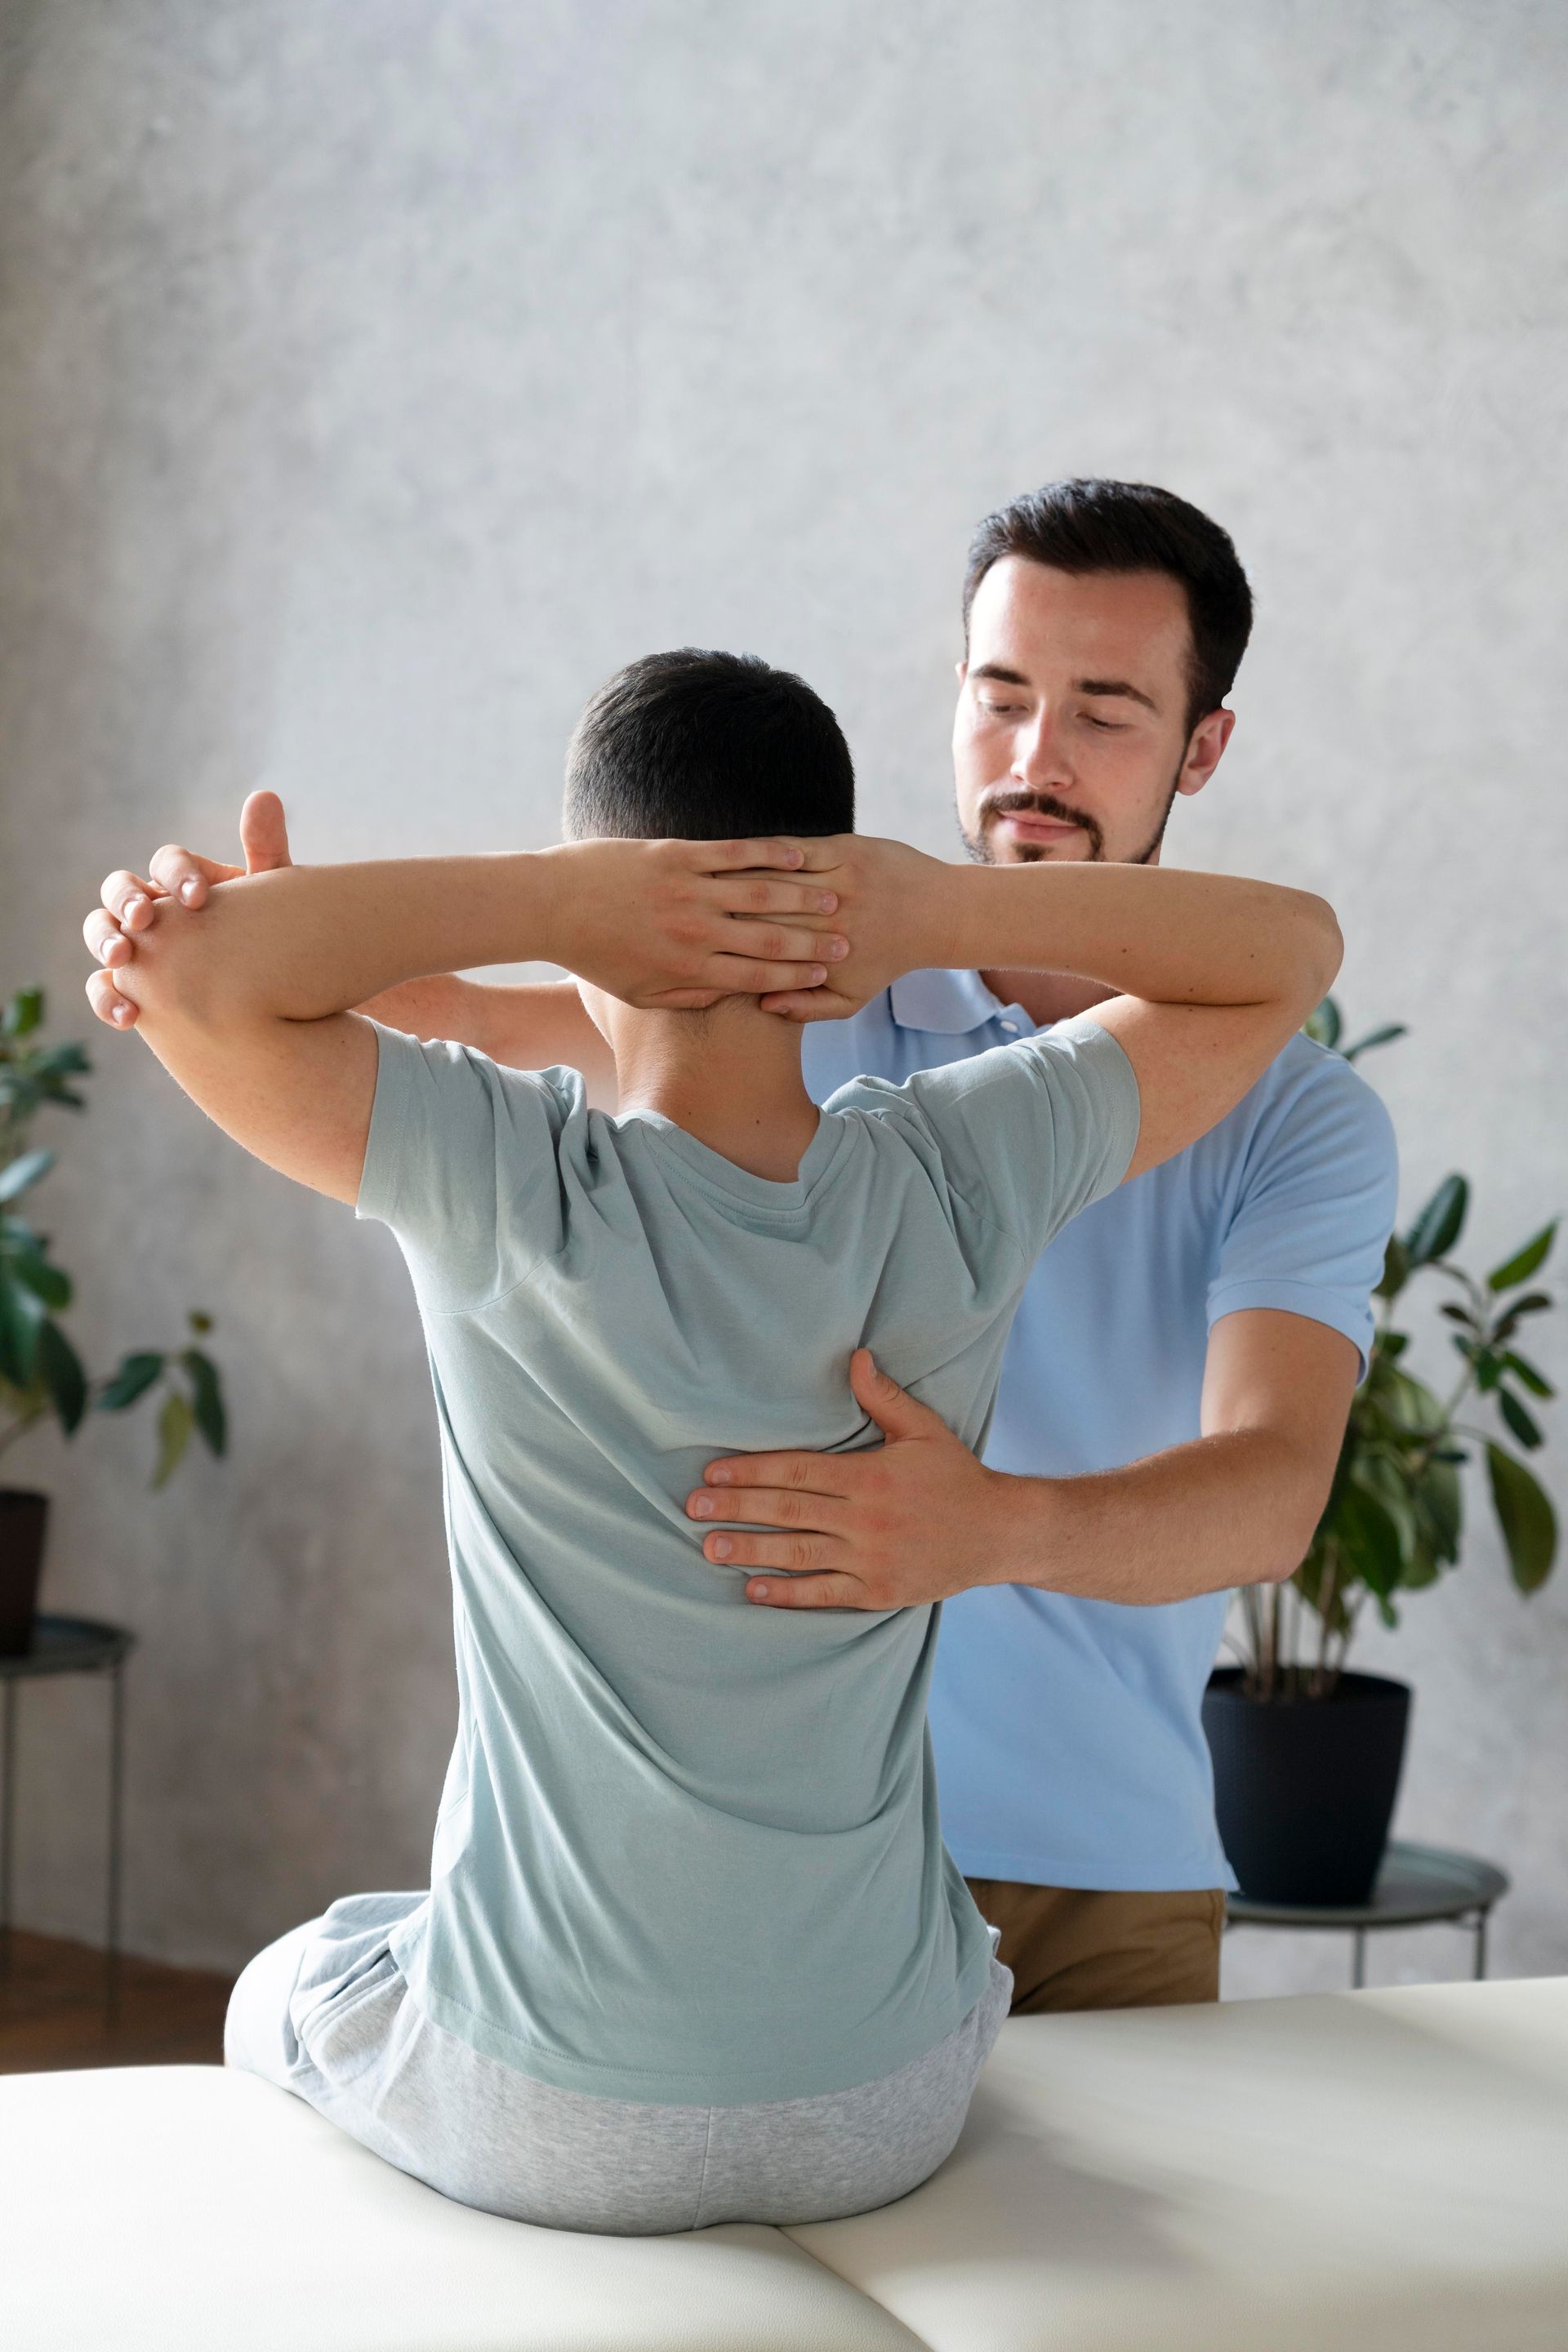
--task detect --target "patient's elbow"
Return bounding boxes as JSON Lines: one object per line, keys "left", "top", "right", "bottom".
{"left": 1285, "top": 891, "right": 1343, "bottom": 1008}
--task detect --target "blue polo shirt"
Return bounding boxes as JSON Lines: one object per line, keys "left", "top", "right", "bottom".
{"left": 801, "top": 969, "right": 1399, "bottom": 1893}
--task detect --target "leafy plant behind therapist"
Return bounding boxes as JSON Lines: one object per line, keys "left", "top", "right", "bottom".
{"left": 86, "top": 479, "right": 1398, "bottom": 2022}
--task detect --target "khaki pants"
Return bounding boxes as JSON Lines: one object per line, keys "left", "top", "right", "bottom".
{"left": 964, "top": 1879, "right": 1226, "bottom": 2014}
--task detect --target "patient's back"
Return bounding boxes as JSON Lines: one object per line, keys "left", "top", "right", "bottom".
{"left": 357, "top": 1013, "right": 1138, "bottom": 2107}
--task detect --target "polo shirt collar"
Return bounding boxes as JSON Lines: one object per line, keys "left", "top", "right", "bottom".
{"left": 888, "top": 966, "right": 1011, "bottom": 1036}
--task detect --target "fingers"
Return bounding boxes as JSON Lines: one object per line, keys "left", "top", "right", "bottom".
{"left": 238, "top": 788, "right": 292, "bottom": 873}
{"left": 704, "top": 955, "right": 832, "bottom": 996}
{"left": 82, "top": 907, "right": 132, "bottom": 968}
{"left": 687, "top": 1485, "right": 851, "bottom": 1537}
{"left": 100, "top": 868, "right": 161, "bottom": 930}
{"left": 706, "top": 875, "right": 841, "bottom": 920}
{"left": 683, "top": 838, "right": 808, "bottom": 872}
{"left": 702, "top": 1451, "right": 856, "bottom": 1496}
{"left": 146, "top": 844, "right": 241, "bottom": 907}
{"left": 707, "top": 920, "right": 848, "bottom": 970}
{"left": 85, "top": 969, "right": 137, "bottom": 1030}
{"left": 699, "top": 1526, "right": 844, "bottom": 1574}
{"left": 756, "top": 987, "right": 859, "bottom": 1023}
{"left": 745, "top": 1571, "right": 867, "bottom": 1610}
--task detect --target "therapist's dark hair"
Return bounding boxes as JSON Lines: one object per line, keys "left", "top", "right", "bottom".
{"left": 564, "top": 649, "right": 856, "bottom": 842}
{"left": 963, "top": 479, "right": 1254, "bottom": 736}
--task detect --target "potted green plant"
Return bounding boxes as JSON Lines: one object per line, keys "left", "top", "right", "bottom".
{"left": 0, "top": 987, "right": 227, "bottom": 1652}
{"left": 1204, "top": 999, "right": 1558, "bottom": 1906}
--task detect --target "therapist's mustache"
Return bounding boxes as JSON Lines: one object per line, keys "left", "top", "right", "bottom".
{"left": 981, "top": 791, "right": 1105, "bottom": 861}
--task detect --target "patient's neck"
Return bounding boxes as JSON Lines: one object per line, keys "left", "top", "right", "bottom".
{"left": 610, "top": 1002, "right": 819, "bottom": 1183}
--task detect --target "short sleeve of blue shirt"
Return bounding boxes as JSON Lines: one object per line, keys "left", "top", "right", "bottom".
{"left": 830, "top": 1013, "right": 1141, "bottom": 1263}
{"left": 354, "top": 1022, "right": 577, "bottom": 1315}
{"left": 1205, "top": 1044, "right": 1400, "bottom": 1373}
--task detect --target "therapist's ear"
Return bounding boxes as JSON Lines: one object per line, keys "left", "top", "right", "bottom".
{"left": 1175, "top": 706, "right": 1236, "bottom": 800}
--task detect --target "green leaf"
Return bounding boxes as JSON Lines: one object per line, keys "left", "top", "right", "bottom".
{"left": 0, "top": 1148, "right": 56, "bottom": 1205}
{"left": 1486, "top": 1445, "right": 1557, "bottom": 1594}
{"left": 2, "top": 989, "right": 43, "bottom": 1039}
{"left": 1498, "top": 1388, "right": 1544, "bottom": 1450}
{"left": 0, "top": 1268, "right": 46, "bottom": 1385}
{"left": 1500, "top": 1351, "right": 1554, "bottom": 1400}
{"left": 180, "top": 1348, "right": 226, "bottom": 1456}
{"left": 1491, "top": 1294, "right": 1553, "bottom": 1343}
{"left": 1414, "top": 1453, "right": 1463, "bottom": 1563}
{"left": 1374, "top": 1236, "right": 1410, "bottom": 1301}
{"left": 36, "top": 1319, "right": 87, "bottom": 1433}
{"left": 1342, "top": 1023, "right": 1410, "bottom": 1063}
{"left": 1304, "top": 997, "right": 1342, "bottom": 1049}
{"left": 1438, "top": 1303, "right": 1477, "bottom": 1328}
{"left": 1457, "top": 1340, "right": 1503, "bottom": 1393}
{"left": 96, "top": 1351, "right": 164, "bottom": 1410}
{"left": 1487, "top": 1221, "right": 1557, "bottom": 1293}
{"left": 2, "top": 1239, "right": 70, "bottom": 1312}
{"left": 152, "top": 1390, "right": 194, "bottom": 1490}
{"left": 1337, "top": 1477, "right": 1406, "bottom": 1598}
{"left": 28, "top": 1041, "right": 90, "bottom": 1080}
{"left": 1405, "top": 1174, "right": 1468, "bottom": 1266}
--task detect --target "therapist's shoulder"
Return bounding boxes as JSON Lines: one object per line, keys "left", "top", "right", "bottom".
{"left": 1223, "top": 1031, "right": 1399, "bottom": 1196}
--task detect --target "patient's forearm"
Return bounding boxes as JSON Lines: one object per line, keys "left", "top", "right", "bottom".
{"left": 925, "top": 862, "right": 1339, "bottom": 1012}
{"left": 133, "top": 857, "right": 564, "bottom": 1029}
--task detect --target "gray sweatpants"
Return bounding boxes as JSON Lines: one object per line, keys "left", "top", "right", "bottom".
{"left": 225, "top": 1890, "right": 1010, "bottom": 2234}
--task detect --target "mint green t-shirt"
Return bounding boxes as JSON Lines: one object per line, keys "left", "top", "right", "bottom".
{"left": 356, "top": 1012, "right": 1139, "bottom": 2105}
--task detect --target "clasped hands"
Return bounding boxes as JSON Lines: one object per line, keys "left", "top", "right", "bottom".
{"left": 83, "top": 791, "right": 932, "bottom": 1031}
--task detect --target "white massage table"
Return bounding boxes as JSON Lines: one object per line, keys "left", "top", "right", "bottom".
{"left": 6, "top": 1976, "right": 1566, "bottom": 2351}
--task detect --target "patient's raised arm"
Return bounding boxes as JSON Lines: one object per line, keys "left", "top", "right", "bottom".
{"left": 84, "top": 794, "right": 843, "bottom": 1094}
{"left": 97, "top": 839, "right": 851, "bottom": 1206}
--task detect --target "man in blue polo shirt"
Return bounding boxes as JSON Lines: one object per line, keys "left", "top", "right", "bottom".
{"left": 86, "top": 479, "right": 1396, "bottom": 2014}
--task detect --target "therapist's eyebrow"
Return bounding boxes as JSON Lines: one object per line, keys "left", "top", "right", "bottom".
{"left": 970, "top": 663, "right": 1160, "bottom": 713}
{"left": 1077, "top": 676, "right": 1160, "bottom": 712}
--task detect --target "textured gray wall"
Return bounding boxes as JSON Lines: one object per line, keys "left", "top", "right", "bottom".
{"left": 2, "top": 2, "right": 1564, "bottom": 1997}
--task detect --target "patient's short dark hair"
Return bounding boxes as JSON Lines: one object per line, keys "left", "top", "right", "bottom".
{"left": 564, "top": 649, "right": 855, "bottom": 841}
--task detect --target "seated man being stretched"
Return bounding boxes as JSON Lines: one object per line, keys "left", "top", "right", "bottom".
{"left": 92, "top": 648, "right": 1339, "bottom": 2233}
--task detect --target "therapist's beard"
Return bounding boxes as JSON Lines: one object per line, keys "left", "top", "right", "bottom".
{"left": 959, "top": 769, "right": 1182, "bottom": 869}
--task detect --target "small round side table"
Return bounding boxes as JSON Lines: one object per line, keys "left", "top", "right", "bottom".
{"left": 1227, "top": 1839, "right": 1510, "bottom": 1989}
{"left": 0, "top": 1615, "right": 136, "bottom": 2019}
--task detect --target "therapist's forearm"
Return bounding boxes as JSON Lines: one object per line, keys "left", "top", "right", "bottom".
{"left": 987, "top": 1430, "right": 1326, "bottom": 1603}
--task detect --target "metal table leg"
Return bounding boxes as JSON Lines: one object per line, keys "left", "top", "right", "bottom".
{"left": 1352, "top": 1926, "right": 1367, "bottom": 1989}
{"left": 1472, "top": 1907, "right": 1489, "bottom": 1982}
{"left": 0, "top": 1679, "right": 14, "bottom": 1978}
{"left": 105, "top": 1660, "right": 125, "bottom": 2024}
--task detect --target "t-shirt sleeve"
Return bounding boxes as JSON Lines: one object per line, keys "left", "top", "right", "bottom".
{"left": 1206, "top": 1053, "right": 1399, "bottom": 1374}
{"left": 853, "top": 1012, "right": 1142, "bottom": 1263}
{"left": 354, "top": 1022, "right": 577, "bottom": 1314}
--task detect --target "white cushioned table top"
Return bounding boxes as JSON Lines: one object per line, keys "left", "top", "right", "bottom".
{"left": 4, "top": 1977, "right": 1566, "bottom": 2352}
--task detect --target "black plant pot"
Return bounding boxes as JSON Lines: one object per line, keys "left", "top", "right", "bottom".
{"left": 0, "top": 1488, "right": 49, "bottom": 1658}
{"left": 1203, "top": 1667, "right": 1412, "bottom": 1908}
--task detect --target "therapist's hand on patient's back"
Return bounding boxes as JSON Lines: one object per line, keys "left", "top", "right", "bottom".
{"left": 687, "top": 1348, "right": 1013, "bottom": 1609}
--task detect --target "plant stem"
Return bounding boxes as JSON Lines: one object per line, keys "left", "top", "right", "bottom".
{"left": 0, "top": 1405, "right": 44, "bottom": 1464}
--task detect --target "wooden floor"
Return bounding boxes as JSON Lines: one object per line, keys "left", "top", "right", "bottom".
{"left": 0, "top": 1928, "right": 233, "bottom": 2073}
